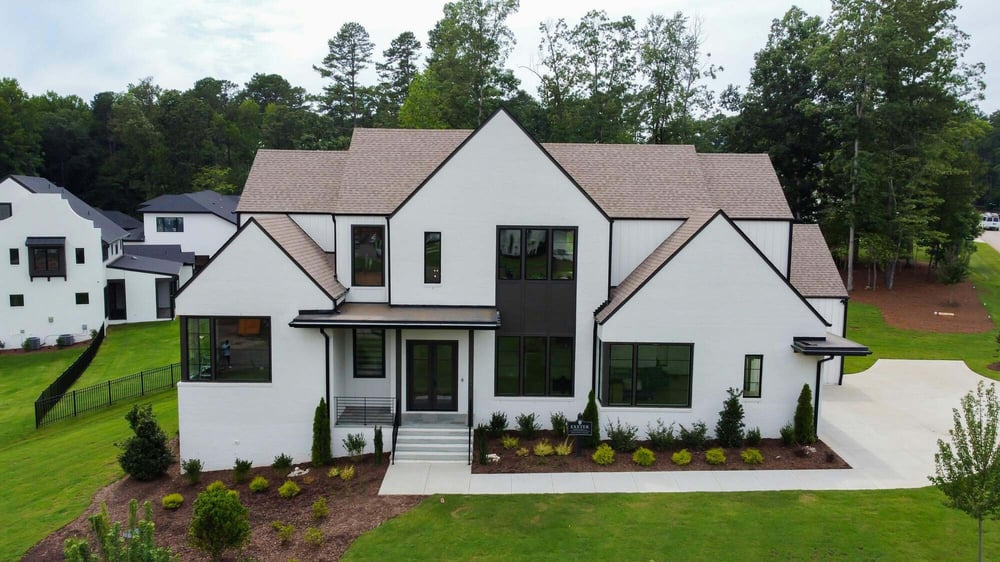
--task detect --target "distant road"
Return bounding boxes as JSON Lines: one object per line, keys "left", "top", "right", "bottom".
{"left": 979, "top": 230, "right": 1000, "bottom": 254}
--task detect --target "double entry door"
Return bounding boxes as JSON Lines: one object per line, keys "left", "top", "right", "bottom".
{"left": 407, "top": 340, "right": 458, "bottom": 411}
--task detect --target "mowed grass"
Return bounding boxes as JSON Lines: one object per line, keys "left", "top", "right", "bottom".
{"left": 344, "top": 489, "right": 998, "bottom": 561}
{"left": 72, "top": 320, "right": 180, "bottom": 388}
{"left": 845, "top": 241, "right": 1000, "bottom": 378}
{"left": 0, "top": 347, "right": 82, "bottom": 446}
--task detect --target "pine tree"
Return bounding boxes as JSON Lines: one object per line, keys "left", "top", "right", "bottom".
{"left": 715, "top": 387, "right": 746, "bottom": 448}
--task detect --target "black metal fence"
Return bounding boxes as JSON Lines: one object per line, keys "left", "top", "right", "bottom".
{"left": 32, "top": 325, "right": 105, "bottom": 427}
{"left": 334, "top": 396, "right": 394, "bottom": 426}
{"left": 35, "top": 362, "right": 181, "bottom": 428}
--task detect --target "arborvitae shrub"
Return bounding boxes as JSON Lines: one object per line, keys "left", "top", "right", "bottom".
{"left": 311, "top": 398, "right": 332, "bottom": 466}
{"left": 715, "top": 387, "right": 746, "bottom": 448}
{"left": 794, "top": 384, "right": 816, "bottom": 444}
{"left": 476, "top": 425, "right": 488, "bottom": 464}
{"left": 374, "top": 426, "right": 384, "bottom": 465}
{"left": 582, "top": 390, "right": 600, "bottom": 448}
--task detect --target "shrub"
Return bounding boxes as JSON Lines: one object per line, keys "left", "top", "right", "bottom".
{"left": 232, "top": 458, "right": 252, "bottom": 483}
{"left": 476, "top": 424, "right": 489, "bottom": 465}
{"left": 63, "top": 500, "right": 173, "bottom": 562}
{"left": 117, "top": 404, "right": 174, "bottom": 481}
{"left": 741, "top": 448, "right": 764, "bottom": 465}
{"left": 550, "top": 412, "right": 568, "bottom": 437}
{"left": 343, "top": 433, "right": 367, "bottom": 459}
{"left": 312, "top": 497, "right": 329, "bottom": 520}
{"left": 311, "top": 398, "right": 332, "bottom": 466}
{"left": 672, "top": 449, "right": 692, "bottom": 466}
{"left": 780, "top": 422, "right": 796, "bottom": 446}
{"left": 516, "top": 412, "right": 541, "bottom": 438}
{"left": 715, "top": 387, "right": 746, "bottom": 448}
{"left": 746, "top": 426, "right": 762, "bottom": 446}
{"left": 555, "top": 438, "right": 573, "bottom": 456}
{"left": 182, "top": 458, "right": 203, "bottom": 486}
{"left": 592, "top": 443, "right": 615, "bottom": 465}
{"left": 206, "top": 480, "right": 227, "bottom": 492}
{"left": 339, "top": 465, "right": 356, "bottom": 481}
{"left": 304, "top": 527, "right": 323, "bottom": 547}
{"left": 249, "top": 476, "right": 269, "bottom": 493}
{"left": 533, "top": 439, "right": 554, "bottom": 456}
{"left": 327, "top": 466, "right": 340, "bottom": 479}
{"left": 705, "top": 447, "right": 727, "bottom": 465}
{"left": 271, "top": 521, "right": 294, "bottom": 545}
{"left": 794, "top": 384, "right": 816, "bottom": 444}
{"left": 582, "top": 390, "right": 600, "bottom": 448}
{"left": 501, "top": 435, "right": 519, "bottom": 450}
{"left": 488, "top": 411, "right": 509, "bottom": 437}
{"left": 374, "top": 425, "right": 384, "bottom": 465}
{"left": 278, "top": 480, "right": 301, "bottom": 499}
{"left": 272, "top": 453, "right": 293, "bottom": 471}
{"left": 161, "top": 493, "right": 183, "bottom": 510}
{"left": 646, "top": 419, "right": 677, "bottom": 452}
{"left": 515, "top": 447, "right": 530, "bottom": 457}
{"left": 632, "top": 447, "right": 655, "bottom": 467}
{"left": 188, "top": 483, "right": 250, "bottom": 561}
{"left": 605, "top": 418, "right": 639, "bottom": 452}
{"left": 678, "top": 421, "right": 709, "bottom": 450}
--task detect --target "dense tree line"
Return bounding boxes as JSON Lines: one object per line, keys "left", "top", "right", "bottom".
{"left": 0, "top": 0, "right": 993, "bottom": 292}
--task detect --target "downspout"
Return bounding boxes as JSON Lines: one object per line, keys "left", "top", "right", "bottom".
{"left": 838, "top": 298, "right": 849, "bottom": 385}
{"left": 815, "top": 355, "right": 834, "bottom": 437}
{"left": 321, "top": 328, "right": 331, "bottom": 423}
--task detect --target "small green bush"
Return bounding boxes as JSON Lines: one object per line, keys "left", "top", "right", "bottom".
{"left": 741, "top": 448, "right": 764, "bottom": 465}
{"left": 327, "top": 466, "right": 340, "bottom": 479}
{"left": 501, "top": 435, "right": 519, "bottom": 449}
{"left": 188, "top": 484, "right": 250, "bottom": 561}
{"left": 475, "top": 424, "right": 488, "bottom": 465}
{"left": 249, "top": 476, "right": 269, "bottom": 493}
{"left": 554, "top": 438, "right": 573, "bottom": 456}
{"left": 780, "top": 423, "right": 796, "bottom": 447}
{"left": 340, "top": 465, "right": 355, "bottom": 481}
{"left": 206, "top": 480, "right": 227, "bottom": 492}
{"left": 632, "top": 447, "right": 655, "bottom": 466}
{"left": 161, "top": 493, "right": 183, "bottom": 510}
{"left": 715, "top": 387, "right": 746, "bottom": 448}
{"left": 312, "top": 497, "right": 329, "bottom": 520}
{"left": 516, "top": 412, "right": 541, "bottom": 438}
{"left": 672, "top": 449, "right": 692, "bottom": 466}
{"left": 746, "top": 426, "right": 762, "bottom": 446}
{"left": 605, "top": 418, "right": 639, "bottom": 452}
{"left": 705, "top": 447, "right": 727, "bottom": 465}
{"left": 343, "top": 433, "right": 367, "bottom": 459}
{"left": 488, "top": 411, "right": 508, "bottom": 437}
{"left": 592, "top": 443, "right": 615, "bottom": 465}
{"left": 304, "top": 527, "right": 323, "bottom": 546}
{"left": 117, "top": 404, "right": 174, "bottom": 481}
{"left": 533, "top": 439, "right": 554, "bottom": 456}
{"left": 550, "top": 412, "right": 568, "bottom": 437}
{"left": 182, "top": 458, "right": 203, "bottom": 485}
{"left": 679, "top": 421, "right": 709, "bottom": 450}
{"left": 271, "top": 520, "right": 294, "bottom": 545}
{"left": 374, "top": 425, "right": 384, "bottom": 465}
{"left": 515, "top": 447, "right": 529, "bottom": 457}
{"left": 272, "top": 453, "right": 293, "bottom": 471}
{"left": 63, "top": 500, "right": 173, "bottom": 562}
{"left": 646, "top": 419, "right": 677, "bottom": 451}
{"left": 278, "top": 480, "right": 301, "bottom": 499}
{"left": 232, "top": 458, "right": 252, "bottom": 483}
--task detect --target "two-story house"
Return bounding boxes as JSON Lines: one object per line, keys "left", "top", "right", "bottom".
{"left": 174, "top": 109, "right": 867, "bottom": 469}
{"left": 138, "top": 190, "right": 239, "bottom": 270}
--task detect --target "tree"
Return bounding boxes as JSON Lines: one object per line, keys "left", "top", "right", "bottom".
{"left": 312, "top": 397, "right": 332, "bottom": 466}
{"left": 930, "top": 381, "right": 1000, "bottom": 562}
{"left": 314, "top": 22, "right": 375, "bottom": 132}
{"left": 570, "top": 10, "right": 638, "bottom": 143}
{"left": 398, "top": 70, "right": 449, "bottom": 129}
{"left": 0, "top": 77, "right": 42, "bottom": 175}
{"left": 793, "top": 384, "right": 815, "bottom": 444}
{"left": 582, "top": 390, "right": 600, "bottom": 448}
{"left": 117, "top": 404, "right": 174, "bottom": 481}
{"left": 188, "top": 483, "right": 251, "bottom": 562}
{"left": 64, "top": 500, "right": 173, "bottom": 562}
{"left": 242, "top": 73, "right": 307, "bottom": 110}
{"left": 715, "top": 387, "right": 745, "bottom": 448}
{"left": 375, "top": 31, "right": 422, "bottom": 127}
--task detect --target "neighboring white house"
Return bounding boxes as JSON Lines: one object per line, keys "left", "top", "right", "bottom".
{"left": 174, "top": 109, "right": 867, "bottom": 470}
{"left": 138, "top": 191, "right": 239, "bottom": 269}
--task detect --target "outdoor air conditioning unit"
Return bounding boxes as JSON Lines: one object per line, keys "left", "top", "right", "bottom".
{"left": 24, "top": 337, "right": 41, "bottom": 350}
{"left": 57, "top": 334, "right": 74, "bottom": 347}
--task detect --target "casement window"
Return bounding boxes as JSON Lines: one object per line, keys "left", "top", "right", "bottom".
{"left": 497, "top": 227, "right": 575, "bottom": 281}
{"left": 601, "top": 343, "right": 693, "bottom": 407}
{"left": 0, "top": 203, "right": 11, "bottom": 220}
{"left": 181, "top": 317, "right": 271, "bottom": 382}
{"left": 495, "top": 335, "right": 574, "bottom": 396}
{"left": 29, "top": 246, "right": 65, "bottom": 278}
{"left": 75, "top": 292, "right": 89, "bottom": 305}
{"left": 424, "top": 232, "right": 441, "bottom": 284}
{"left": 743, "top": 355, "right": 763, "bottom": 398}
{"left": 9, "top": 248, "right": 18, "bottom": 265}
{"left": 354, "top": 329, "right": 386, "bottom": 378}
{"left": 351, "top": 225, "right": 384, "bottom": 287}
{"left": 75, "top": 248, "right": 85, "bottom": 264}
{"left": 156, "top": 217, "right": 184, "bottom": 232}
{"left": 9, "top": 294, "right": 24, "bottom": 307}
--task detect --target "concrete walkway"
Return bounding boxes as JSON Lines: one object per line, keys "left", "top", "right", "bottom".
{"left": 380, "top": 359, "right": 994, "bottom": 495}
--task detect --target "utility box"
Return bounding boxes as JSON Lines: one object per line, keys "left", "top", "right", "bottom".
{"left": 24, "top": 337, "right": 41, "bottom": 350}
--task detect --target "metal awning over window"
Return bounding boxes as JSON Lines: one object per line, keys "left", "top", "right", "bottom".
{"left": 290, "top": 302, "right": 501, "bottom": 329}
{"left": 792, "top": 333, "right": 871, "bottom": 356}
{"left": 25, "top": 236, "right": 65, "bottom": 247}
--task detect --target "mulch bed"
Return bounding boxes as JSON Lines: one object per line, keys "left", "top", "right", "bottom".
{"left": 844, "top": 262, "right": 993, "bottom": 333}
{"left": 25, "top": 442, "right": 422, "bottom": 562}
{"left": 0, "top": 340, "right": 90, "bottom": 355}
{"left": 472, "top": 431, "right": 848, "bottom": 474}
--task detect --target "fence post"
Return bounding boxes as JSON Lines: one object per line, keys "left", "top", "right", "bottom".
{"left": 73, "top": 390, "right": 77, "bottom": 417}
{"left": 171, "top": 364, "right": 176, "bottom": 387}
{"left": 140, "top": 370, "right": 145, "bottom": 396}
{"left": 107, "top": 380, "right": 112, "bottom": 406}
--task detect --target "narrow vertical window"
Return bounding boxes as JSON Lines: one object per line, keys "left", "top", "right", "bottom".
{"left": 608, "top": 344, "right": 634, "bottom": 406}
{"left": 424, "top": 232, "right": 441, "bottom": 284}
{"left": 551, "top": 229, "right": 575, "bottom": 280}
{"left": 743, "top": 355, "right": 763, "bottom": 398}
{"left": 549, "top": 337, "right": 574, "bottom": 396}
{"left": 351, "top": 225, "right": 384, "bottom": 287}
{"left": 522, "top": 336, "right": 547, "bottom": 395}
{"left": 9, "top": 248, "right": 18, "bottom": 265}
{"left": 525, "top": 229, "right": 548, "bottom": 280}
{"left": 75, "top": 248, "right": 85, "bottom": 264}
{"left": 495, "top": 336, "right": 520, "bottom": 395}
{"left": 497, "top": 229, "right": 521, "bottom": 280}
{"left": 354, "top": 329, "right": 386, "bottom": 378}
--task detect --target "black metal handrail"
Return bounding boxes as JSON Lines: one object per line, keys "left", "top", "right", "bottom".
{"left": 468, "top": 426, "right": 473, "bottom": 465}
{"left": 334, "top": 396, "right": 394, "bottom": 426}
{"left": 391, "top": 411, "right": 400, "bottom": 465}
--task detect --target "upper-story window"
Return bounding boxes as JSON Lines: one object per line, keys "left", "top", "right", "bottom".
{"left": 26, "top": 238, "right": 66, "bottom": 278}
{"left": 156, "top": 217, "right": 184, "bottom": 232}
{"left": 352, "top": 225, "right": 384, "bottom": 287}
{"left": 9, "top": 248, "right": 19, "bottom": 265}
{"left": 0, "top": 203, "right": 11, "bottom": 220}
{"left": 425, "top": 232, "right": 441, "bottom": 284}
{"left": 75, "top": 248, "right": 85, "bottom": 264}
{"left": 497, "top": 227, "right": 576, "bottom": 280}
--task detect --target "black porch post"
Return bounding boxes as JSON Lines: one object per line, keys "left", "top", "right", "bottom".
{"left": 468, "top": 329, "right": 474, "bottom": 428}
{"left": 395, "top": 328, "right": 402, "bottom": 424}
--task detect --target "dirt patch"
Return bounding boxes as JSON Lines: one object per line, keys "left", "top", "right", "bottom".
{"left": 25, "top": 444, "right": 421, "bottom": 562}
{"left": 845, "top": 262, "right": 993, "bottom": 333}
{"left": 472, "top": 431, "right": 847, "bottom": 474}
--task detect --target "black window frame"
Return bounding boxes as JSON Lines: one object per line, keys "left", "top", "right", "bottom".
{"left": 9, "top": 294, "right": 24, "bottom": 307}
{"left": 494, "top": 334, "right": 575, "bottom": 397}
{"left": 0, "top": 203, "right": 11, "bottom": 220}
{"left": 743, "top": 354, "right": 763, "bottom": 398}
{"left": 351, "top": 225, "right": 385, "bottom": 287}
{"left": 496, "top": 226, "right": 577, "bottom": 281}
{"left": 75, "top": 292, "right": 89, "bottom": 305}
{"left": 29, "top": 246, "right": 66, "bottom": 278}
{"left": 180, "top": 316, "right": 273, "bottom": 383}
{"left": 9, "top": 248, "right": 18, "bottom": 265}
{"left": 424, "top": 231, "right": 441, "bottom": 284}
{"left": 353, "top": 328, "right": 386, "bottom": 378}
{"left": 75, "top": 247, "right": 85, "bottom": 265}
{"left": 155, "top": 216, "right": 184, "bottom": 233}
{"left": 600, "top": 342, "right": 694, "bottom": 408}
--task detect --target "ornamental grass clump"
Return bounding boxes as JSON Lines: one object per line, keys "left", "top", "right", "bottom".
{"left": 632, "top": 447, "right": 655, "bottom": 466}
{"left": 533, "top": 439, "right": 554, "bottom": 456}
{"left": 343, "top": 433, "right": 367, "bottom": 460}
{"left": 672, "top": 449, "right": 692, "bottom": 466}
{"left": 339, "top": 465, "right": 356, "bottom": 481}
{"left": 592, "top": 443, "right": 615, "bottom": 465}
{"left": 705, "top": 447, "right": 727, "bottom": 465}
{"left": 554, "top": 438, "right": 573, "bottom": 456}
{"left": 741, "top": 448, "right": 764, "bottom": 465}
{"left": 501, "top": 434, "right": 519, "bottom": 450}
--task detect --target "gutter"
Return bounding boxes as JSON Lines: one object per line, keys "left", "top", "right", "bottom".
{"left": 815, "top": 355, "right": 834, "bottom": 436}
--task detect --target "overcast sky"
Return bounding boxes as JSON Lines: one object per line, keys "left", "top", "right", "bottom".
{"left": 3, "top": 0, "right": 997, "bottom": 113}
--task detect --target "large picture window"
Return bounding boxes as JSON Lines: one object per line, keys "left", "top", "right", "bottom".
{"left": 156, "top": 217, "right": 184, "bottom": 232}
{"left": 29, "top": 247, "right": 65, "bottom": 278}
{"left": 354, "top": 329, "right": 386, "bottom": 378}
{"left": 495, "top": 335, "right": 574, "bottom": 396}
{"left": 497, "top": 227, "right": 575, "bottom": 281}
{"left": 352, "top": 225, "right": 384, "bottom": 286}
{"left": 424, "top": 232, "right": 441, "bottom": 284}
{"left": 602, "top": 343, "right": 692, "bottom": 407}
{"left": 181, "top": 317, "right": 271, "bottom": 382}
{"left": 743, "top": 355, "right": 762, "bottom": 398}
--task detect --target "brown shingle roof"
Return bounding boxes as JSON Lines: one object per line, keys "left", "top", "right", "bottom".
{"left": 238, "top": 150, "right": 346, "bottom": 214}
{"left": 790, "top": 224, "right": 848, "bottom": 298}
{"left": 595, "top": 209, "right": 719, "bottom": 324}
{"left": 698, "top": 154, "right": 793, "bottom": 220}
{"left": 255, "top": 216, "right": 347, "bottom": 300}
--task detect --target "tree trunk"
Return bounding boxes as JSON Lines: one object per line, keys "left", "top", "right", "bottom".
{"left": 846, "top": 132, "right": 859, "bottom": 292}
{"left": 979, "top": 516, "right": 983, "bottom": 562}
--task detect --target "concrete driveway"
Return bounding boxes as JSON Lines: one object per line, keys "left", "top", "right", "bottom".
{"left": 977, "top": 230, "right": 1000, "bottom": 253}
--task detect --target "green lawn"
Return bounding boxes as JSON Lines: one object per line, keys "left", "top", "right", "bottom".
{"left": 844, "top": 242, "right": 1000, "bottom": 378}
{"left": 72, "top": 320, "right": 180, "bottom": 388}
{"left": 0, "top": 347, "right": 82, "bottom": 447}
{"left": 344, "top": 489, "right": 997, "bottom": 561}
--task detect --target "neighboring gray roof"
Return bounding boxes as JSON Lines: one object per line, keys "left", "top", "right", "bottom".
{"left": 254, "top": 216, "right": 347, "bottom": 300}
{"left": 596, "top": 209, "right": 718, "bottom": 324}
{"left": 139, "top": 190, "right": 239, "bottom": 224}
{"left": 790, "top": 224, "right": 848, "bottom": 298}
{"left": 98, "top": 209, "right": 145, "bottom": 241}
{"left": 124, "top": 244, "right": 195, "bottom": 265}
{"left": 290, "top": 303, "right": 500, "bottom": 328}
{"left": 9, "top": 175, "right": 128, "bottom": 244}
{"left": 108, "top": 254, "right": 183, "bottom": 277}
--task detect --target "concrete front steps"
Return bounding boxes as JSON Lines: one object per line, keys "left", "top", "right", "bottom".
{"left": 393, "top": 425, "right": 470, "bottom": 463}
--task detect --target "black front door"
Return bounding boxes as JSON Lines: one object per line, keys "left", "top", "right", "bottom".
{"left": 407, "top": 340, "right": 458, "bottom": 411}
